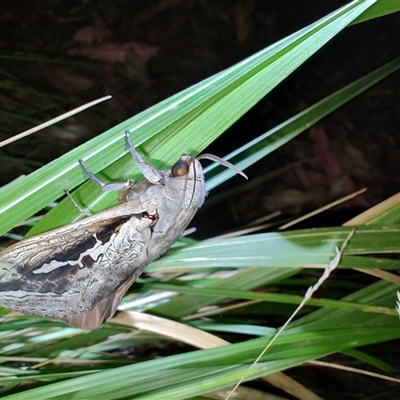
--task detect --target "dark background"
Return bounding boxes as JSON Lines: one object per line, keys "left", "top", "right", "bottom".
{"left": 1, "top": 2, "right": 400, "bottom": 398}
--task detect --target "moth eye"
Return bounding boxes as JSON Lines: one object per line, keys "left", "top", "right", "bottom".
{"left": 171, "top": 160, "right": 189, "bottom": 177}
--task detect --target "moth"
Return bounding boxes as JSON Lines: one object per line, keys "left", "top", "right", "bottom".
{"left": 0, "top": 131, "right": 246, "bottom": 329}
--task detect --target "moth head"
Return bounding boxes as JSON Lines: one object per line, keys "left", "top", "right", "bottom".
{"left": 170, "top": 153, "right": 247, "bottom": 180}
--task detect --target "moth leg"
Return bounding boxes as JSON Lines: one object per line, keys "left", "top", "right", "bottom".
{"left": 78, "top": 159, "right": 134, "bottom": 192}
{"left": 124, "top": 130, "right": 165, "bottom": 185}
{"left": 64, "top": 190, "right": 91, "bottom": 216}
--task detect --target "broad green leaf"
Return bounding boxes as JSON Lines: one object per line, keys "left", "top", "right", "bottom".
{"left": 148, "top": 226, "right": 400, "bottom": 270}
{"left": 353, "top": 0, "right": 400, "bottom": 24}
{"left": 0, "top": 0, "right": 375, "bottom": 237}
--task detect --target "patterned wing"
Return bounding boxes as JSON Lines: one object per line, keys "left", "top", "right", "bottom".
{"left": 0, "top": 213, "right": 153, "bottom": 328}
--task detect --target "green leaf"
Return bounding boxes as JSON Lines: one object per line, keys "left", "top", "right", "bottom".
{"left": 353, "top": 0, "right": 400, "bottom": 24}
{"left": 0, "top": 0, "right": 376, "bottom": 237}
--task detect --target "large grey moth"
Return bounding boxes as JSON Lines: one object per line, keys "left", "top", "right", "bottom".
{"left": 0, "top": 132, "right": 246, "bottom": 329}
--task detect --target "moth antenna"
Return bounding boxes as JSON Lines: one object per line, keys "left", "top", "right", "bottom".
{"left": 196, "top": 154, "right": 248, "bottom": 180}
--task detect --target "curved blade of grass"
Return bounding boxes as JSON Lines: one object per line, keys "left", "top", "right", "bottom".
{"left": 345, "top": 192, "right": 400, "bottom": 225}
{"left": 151, "top": 267, "right": 299, "bottom": 318}
{"left": 0, "top": 283, "right": 397, "bottom": 397}
{"left": 147, "top": 226, "right": 400, "bottom": 270}
{"left": 287, "top": 280, "right": 398, "bottom": 332}
{"left": 143, "top": 283, "right": 397, "bottom": 316}
{"left": 146, "top": 225, "right": 400, "bottom": 319}
{"left": 353, "top": 0, "right": 400, "bottom": 24}
{"left": 2, "top": 323, "right": 398, "bottom": 399}
{"left": 205, "top": 57, "right": 400, "bottom": 189}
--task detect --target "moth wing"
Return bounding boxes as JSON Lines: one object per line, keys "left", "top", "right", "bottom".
{"left": 61, "top": 276, "right": 133, "bottom": 329}
{"left": 0, "top": 210, "right": 153, "bottom": 328}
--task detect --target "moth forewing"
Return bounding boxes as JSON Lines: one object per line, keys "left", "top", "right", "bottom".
{"left": 0, "top": 132, "right": 244, "bottom": 329}
{"left": 0, "top": 208, "right": 154, "bottom": 328}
